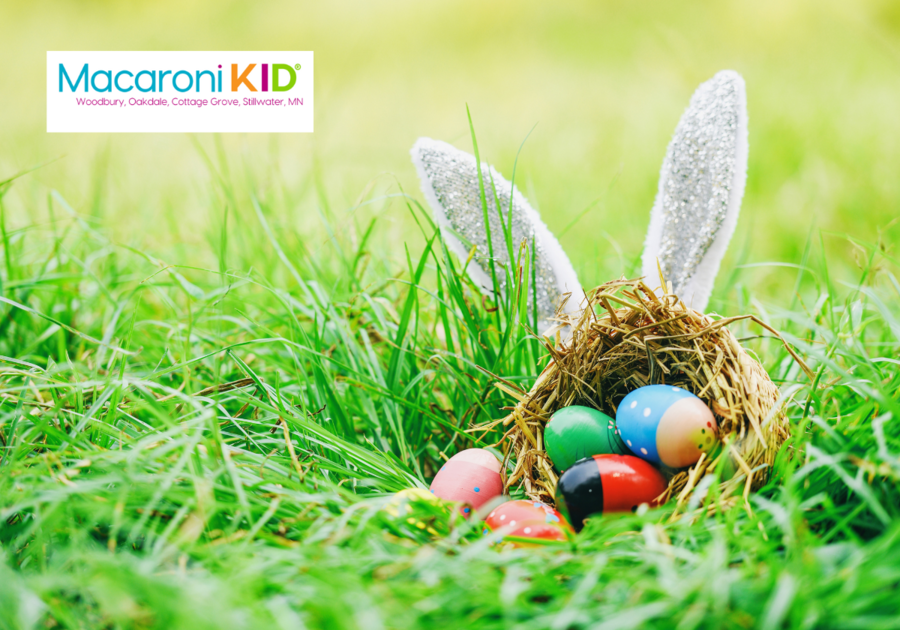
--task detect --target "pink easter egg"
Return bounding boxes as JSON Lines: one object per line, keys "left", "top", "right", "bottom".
{"left": 429, "top": 448, "right": 503, "bottom": 516}
{"left": 655, "top": 397, "right": 718, "bottom": 468}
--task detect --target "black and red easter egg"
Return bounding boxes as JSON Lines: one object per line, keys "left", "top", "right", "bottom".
{"left": 555, "top": 454, "right": 667, "bottom": 531}
{"left": 483, "top": 500, "right": 573, "bottom": 544}
{"left": 429, "top": 448, "right": 503, "bottom": 517}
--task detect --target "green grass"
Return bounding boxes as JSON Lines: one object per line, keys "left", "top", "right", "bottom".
{"left": 1, "top": 129, "right": 900, "bottom": 629}
{"left": 2, "top": 2, "right": 900, "bottom": 625}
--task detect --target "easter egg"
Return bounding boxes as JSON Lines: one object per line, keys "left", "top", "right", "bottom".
{"left": 483, "top": 499, "right": 573, "bottom": 544}
{"left": 385, "top": 488, "right": 441, "bottom": 516}
{"left": 555, "top": 454, "right": 667, "bottom": 531}
{"left": 384, "top": 488, "right": 446, "bottom": 537}
{"left": 429, "top": 448, "right": 503, "bottom": 516}
{"left": 544, "top": 405, "right": 629, "bottom": 472}
{"left": 616, "top": 385, "right": 718, "bottom": 468}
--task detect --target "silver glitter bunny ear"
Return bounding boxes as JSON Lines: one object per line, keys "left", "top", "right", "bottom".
{"left": 411, "top": 138, "right": 580, "bottom": 332}
{"left": 641, "top": 70, "right": 749, "bottom": 312}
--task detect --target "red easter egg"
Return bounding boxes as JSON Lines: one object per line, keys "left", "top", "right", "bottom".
{"left": 594, "top": 454, "right": 667, "bottom": 512}
{"left": 483, "top": 500, "right": 573, "bottom": 543}
{"left": 429, "top": 449, "right": 503, "bottom": 516}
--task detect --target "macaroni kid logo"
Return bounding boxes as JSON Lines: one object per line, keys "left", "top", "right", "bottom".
{"left": 47, "top": 51, "right": 314, "bottom": 133}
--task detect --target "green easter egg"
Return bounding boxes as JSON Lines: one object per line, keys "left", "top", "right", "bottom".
{"left": 544, "top": 405, "right": 629, "bottom": 472}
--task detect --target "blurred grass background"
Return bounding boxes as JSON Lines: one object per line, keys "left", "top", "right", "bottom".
{"left": 1, "top": 0, "right": 899, "bottom": 302}
{"left": 2, "top": 3, "right": 900, "bottom": 627}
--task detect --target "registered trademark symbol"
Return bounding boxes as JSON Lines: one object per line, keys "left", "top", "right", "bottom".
{"left": 295, "top": 64, "right": 301, "bottom": 71}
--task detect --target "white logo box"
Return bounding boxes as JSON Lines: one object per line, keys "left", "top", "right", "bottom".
{"left": 47, "top": 51, "right": 313, "bottom": 133}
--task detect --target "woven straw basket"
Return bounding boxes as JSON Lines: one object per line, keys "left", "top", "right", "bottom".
{"left": 492, "top": 277, "right": 813, "bottom": 515}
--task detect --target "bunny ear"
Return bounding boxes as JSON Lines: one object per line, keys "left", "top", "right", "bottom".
{"left": 411, "top": 137, "right": 580, "bottom": 331}
{"left": 641, "top": 70, "right": 749, "bottom": 312}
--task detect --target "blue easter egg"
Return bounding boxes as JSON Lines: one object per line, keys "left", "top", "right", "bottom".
{"left": 616, "top": 385, "right": 719, "bottom": 468}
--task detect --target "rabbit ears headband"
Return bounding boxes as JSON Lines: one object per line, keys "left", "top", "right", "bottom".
{"left": 411, "top": 70, "right": 748, "bottom": 332}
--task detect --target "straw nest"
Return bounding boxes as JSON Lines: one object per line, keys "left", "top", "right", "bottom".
{"left": 488, "top": 277, "right": 813, "bottom": 514}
